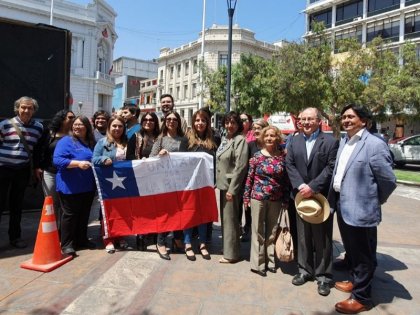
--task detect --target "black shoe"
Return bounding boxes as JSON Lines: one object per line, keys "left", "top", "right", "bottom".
{"left": 62, "top": 247, "right": 76, "bottom": 256}
{"left": 333, "top": 258, "right": 350, "bottom": 271}
{"left": 199, "top": 245, "right": 211, "bottom": 260}
{"left": 292, "top": 273, "right": 313, "bottom": 286}
{"left": 77, "top": 240, "right": 96, "bottom": 249}
{"left": 136, "top": 235, "right": 147, "bottom": 251}
{"left": 10, "top": 238, "right": 27, "bottom": 249}
{"left": 317, "top": 282, "right": 331, "bottom": 296}
{"left": 156, "top": 245, "right": 170, "bottom": 260}
{"left": 185, "top": 247, "right": 196, "bottom": 261}
{"left": 251, "top": 269, "right": 267, "bottom": 277}
{"left": 266, "top": 267, "right": 277, "bottom": 273}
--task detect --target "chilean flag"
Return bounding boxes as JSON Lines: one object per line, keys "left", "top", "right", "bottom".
{"left": 93, "top": 152, "right": 218, "bottom": 238}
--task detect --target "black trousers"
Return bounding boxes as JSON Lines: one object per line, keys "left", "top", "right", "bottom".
{"left": 296, "top": 212, "right": 334, "bottom": 283}
{"left": 0, "top": 165, "right": 30, "bottom": 241}
{"left": 59, "top": 191, "right": 95, "bottom": 250}
{"left": 337, "top": 209, "right": 376, "bottom": 305}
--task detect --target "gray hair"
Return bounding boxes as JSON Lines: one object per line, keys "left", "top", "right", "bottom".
{"left": 14, "top": 96, "right": 39, "bottom": 115}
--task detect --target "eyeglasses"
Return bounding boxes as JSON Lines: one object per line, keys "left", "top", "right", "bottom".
{"left": 300, "top": 117, "right": 317, "bottom": 122}
{"left": 143, "top": 118, "right": 154, "bottom": 123}
{"left": 241, "top": 118, "right": 248, "bottom": 122}
{"left": 166, "top": 118, "right": 178, "bottom": 122}
{"left": 73, "top": 123, "right": 85, "bottom": 127}
{"left": 67, "top": 116, "right": 75, "bottom": 120}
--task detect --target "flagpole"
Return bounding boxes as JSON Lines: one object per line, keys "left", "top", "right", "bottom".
{"left": 49, "top": 0, "right": 54, "bottom": 25}
{"left": 198, "top": 0, "right": 206, "bottom": 109}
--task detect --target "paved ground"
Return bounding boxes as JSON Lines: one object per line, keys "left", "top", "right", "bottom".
{"left": 0, "top": 184, "right": 419, "bottom": 315}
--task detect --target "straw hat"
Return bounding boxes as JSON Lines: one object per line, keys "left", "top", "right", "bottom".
{"left": 295, "top": 192, "right": 330, "bottom": 224}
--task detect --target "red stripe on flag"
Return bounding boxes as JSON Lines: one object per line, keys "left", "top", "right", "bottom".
{"left": 102, "top": 187, "right": 218, "bottom": 238}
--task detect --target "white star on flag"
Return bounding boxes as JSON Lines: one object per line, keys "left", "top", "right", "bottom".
{"left": 105, "top": 171, "right": 127, "bottom": 190}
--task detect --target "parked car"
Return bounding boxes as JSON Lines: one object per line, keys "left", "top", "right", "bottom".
{"left": 388, "top": 134, "right": 420, "bottom": 167}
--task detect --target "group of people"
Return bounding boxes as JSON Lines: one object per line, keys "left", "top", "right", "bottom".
{"left": 0, "top": 95, "right": 396, "bottom": 314}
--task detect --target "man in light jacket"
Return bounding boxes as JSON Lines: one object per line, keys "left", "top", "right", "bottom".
{"left": 328, "top": 104, "right": 396, "bottom": 314}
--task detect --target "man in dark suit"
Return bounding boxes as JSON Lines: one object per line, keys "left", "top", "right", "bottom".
{"left": 286, "top": 107, "right": 339, "bottom": 296}
{"left": 328, "top": 104, "right": 396, "bottom": 314}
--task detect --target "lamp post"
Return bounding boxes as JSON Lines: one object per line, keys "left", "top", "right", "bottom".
{"left": 225, "top": 0, "right": 237, "bottom": 113}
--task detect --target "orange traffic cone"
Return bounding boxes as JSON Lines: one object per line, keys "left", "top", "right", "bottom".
{"left": 21, "top": 196, "right": 73, "bottom": 272}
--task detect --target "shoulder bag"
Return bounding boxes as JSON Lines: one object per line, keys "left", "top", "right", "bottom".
{"left": 275, "top": 207, "right": 295, "bottom": 262}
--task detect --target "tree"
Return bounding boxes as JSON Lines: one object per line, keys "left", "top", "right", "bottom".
{"left": 231, "top": 54, "right": 278, "bottom": 117}
{"left": 202, "top": 63, "right": 227, "bottom": 113}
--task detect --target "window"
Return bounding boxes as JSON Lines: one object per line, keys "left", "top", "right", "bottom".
{"left": 405, "top": 11, "right": 420, "bottom": 39}
{"left": 185, "top": 61, "right": 189, "bottom": 75}
{"left": 169, "top": 88, "right": 173, "bottom": 96}
{"left": 367, "top": 19, "right": 400, "bottom": 42}
{"left": 170, "top": 66, "right": 174, "bottom": 79}
{"left": 334, "top": 26, "right": 363, "bottom": 52}
{"left": 177, "top": 64, "right": 182, "bottom": 78}
{"left": 159, "top": 69, "right": 163, "bottom": 80}
{"left": 368, "top": 0, "right": 399, "bottom": 16}
{"left": 193, "top": 59, "right": 198, "bottom": 74}
{"left": 336, "top": 0, "right": 363, "bottom": 25}
{"left": 192, "top": 83, "right": 197, "bottom": 97}
{"left": 176, "top": 86, "right": 180, "bottom": 99}
{"left": 184, "top": 85, "right": 188, "bottom": 99}
{"left": 309, "top": 9, "right": 332, "bottom": 30}
{"left": 219, "top": 53, "right": 228, "bottom": 68}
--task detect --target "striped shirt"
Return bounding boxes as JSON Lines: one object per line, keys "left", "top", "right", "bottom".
{"left": 0, "top": 116, "right": 43, "bottom": 168}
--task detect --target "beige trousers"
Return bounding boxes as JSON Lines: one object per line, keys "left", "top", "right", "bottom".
{"left": 250, "top": 199, "right": 281, "bottom": 271}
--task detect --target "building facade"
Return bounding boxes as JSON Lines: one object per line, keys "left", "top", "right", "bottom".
{"left": 304, "top": 0, "right": 420, "bottom": 137}
{"left": 0, "top": 0, "right": 117, "bottom": 117}
{"left": 157, "top": 24, "right": 281, "bottom": 126}
{"left": 305, "top": 0, "right": 420, "bottom": 56}
{"left": 111, "top": 57, "right": 158, "bottom": 111}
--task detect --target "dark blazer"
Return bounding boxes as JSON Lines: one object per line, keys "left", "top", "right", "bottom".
{"left": 328, "top": 130, "right": 396, "bottom": 227}
{"left": 286, "top": 131, "right": 339, "bottom": 199}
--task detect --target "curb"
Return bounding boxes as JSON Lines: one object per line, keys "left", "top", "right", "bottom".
{"left": 397, "top": 180, "right": 420, "bottom": 187}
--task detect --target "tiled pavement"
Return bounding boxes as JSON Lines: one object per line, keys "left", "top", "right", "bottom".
{"left": 0, "top": 184, "right": 419, "bottom": 315}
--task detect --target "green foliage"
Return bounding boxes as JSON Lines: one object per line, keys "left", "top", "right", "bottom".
{"left": 202, "top": 62, "right": 227, "bottom": 113}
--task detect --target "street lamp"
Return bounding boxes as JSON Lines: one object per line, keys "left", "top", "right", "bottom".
{"left": 78, "top": 101, "right": 83, "bottom": 114}
{"left": 225, "top": 0, "right": 237, "bottom": 113}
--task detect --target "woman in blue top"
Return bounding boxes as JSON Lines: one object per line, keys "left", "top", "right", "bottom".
{"left": 53, "top": 115, "right": 96, "bottom": 256}
{"left": 92, "top": 116, "right": 136, "bottom": 253}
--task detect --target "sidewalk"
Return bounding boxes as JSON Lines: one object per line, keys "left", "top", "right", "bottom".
{"left": 1, "top": 184, "right": 419, "bottom": 315}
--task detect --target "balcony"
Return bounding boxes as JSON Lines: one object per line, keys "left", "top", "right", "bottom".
{"left": 406, "top": 0, "right": 420, "bottom": 6}
{"left": 405, "top": 31, "right": 420, "bottom": 40}
{"left": 367, "top": 4, "right": 400, "bottom": 17}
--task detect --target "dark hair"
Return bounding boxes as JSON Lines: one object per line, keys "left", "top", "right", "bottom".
{"left": 122, "top": 105, "right": 140, "bottom": 119}
{"left": 340, "top": 104, "right": 372, "bottom": 124}
{"left": 106, "top": 116, "right": 128, "bottom": 145}
{"left": 221, "top": 111, "right": 244, "bottom": 134}
{"left": 71, "top": 115, "right": 95, "bottom": 148}
{"left": 92, "top": 110, "right": 111, "bottom": 125}
{"left": 48, "top": 109, "right": 74, "bottom": 133}
{"left": 161, "top": 111, "right": 184, "bottom": 137}
{"left": 188, "top": 109, "right": 216, "bottom": 150}
{"left": 241, "top": 113, "right": 253, "bottom": 125}
{"left": 160, "top": 94, "right": 174, "bottom": 104}
{"left": 140, "top": 112, "right": 160, "bottom": 138}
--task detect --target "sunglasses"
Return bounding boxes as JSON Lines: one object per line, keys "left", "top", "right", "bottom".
{"left": 241, "top": 118, "right": 248, "bottom": 122}
{"left": 143, "top": 118, "right": 154, "bottom": 122}
{"left": 166, "top": 118, "right": 178, "bottom": 122}
{"left": 67, "top": 116, "right": 75, "bottom": 120}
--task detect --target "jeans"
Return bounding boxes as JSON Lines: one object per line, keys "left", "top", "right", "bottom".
{"left": 42, "top": 170, "right": 62, "bottom": 230}
{"left": 184, "top": 224, "right": 207, "bottom": 244}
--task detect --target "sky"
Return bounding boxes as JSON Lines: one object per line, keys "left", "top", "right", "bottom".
{"left": 71, "top": 0, "right": 306, "bottom": 60}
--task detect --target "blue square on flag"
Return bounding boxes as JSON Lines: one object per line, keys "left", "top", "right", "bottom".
{"left": 94, "top": 161, "right": 140, "bottom": 199}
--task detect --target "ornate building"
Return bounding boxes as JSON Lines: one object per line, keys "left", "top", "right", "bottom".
{"left": 157, "top": 24, "right": 282, "bottom": 126}
{"left": 0, "top": 0, "right": 117, "bottom": 116}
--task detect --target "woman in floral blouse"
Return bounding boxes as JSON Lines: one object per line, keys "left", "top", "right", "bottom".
{"left": 243, "top": 126, "right": 289, "bottom": 277}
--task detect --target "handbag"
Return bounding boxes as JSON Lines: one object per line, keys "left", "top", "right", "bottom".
{"left": 275, "top": 207, "right": 295, "bottom": 262}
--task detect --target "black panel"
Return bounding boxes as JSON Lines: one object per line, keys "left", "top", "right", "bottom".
{"left": 0, "top": 18, "right": 71, "bottom": 120}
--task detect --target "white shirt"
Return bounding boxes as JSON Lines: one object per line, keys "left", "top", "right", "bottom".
{"left": 303, "top": 129, "right": 320, "bottom": 160}
{"left": 333, "top": 128, "right": 365, "bottom": 192}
